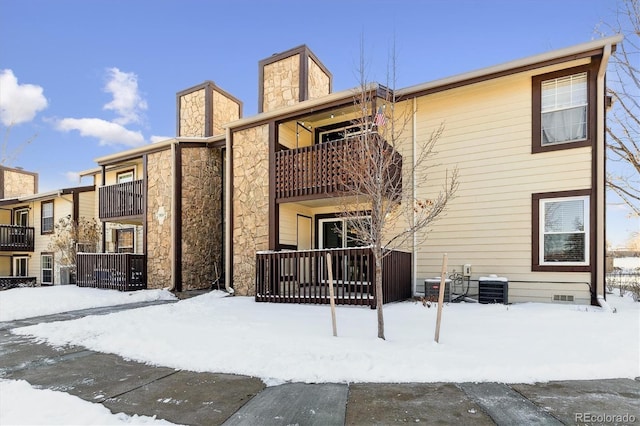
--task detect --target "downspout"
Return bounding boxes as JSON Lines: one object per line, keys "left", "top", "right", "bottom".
{"left": 224, "top": 127, "right": 235, "bottom": 294}
{"left": 412, "top": 97, "right": 418, "bottom": 296}
{"left": 101, "top": 165, "right": 106, "bottom": 253}
{"left": 165, "top": 140, "right": 177, "bottom": 292}
{"left": 596, "top": 43, "right": 612, "bottom": 309}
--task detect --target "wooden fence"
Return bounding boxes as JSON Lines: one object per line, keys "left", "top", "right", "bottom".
{"left": 76, "top": 253, "right": 146, "bottom": 291}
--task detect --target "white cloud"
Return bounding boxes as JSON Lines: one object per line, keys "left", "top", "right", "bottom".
{"left": 56, "top": 118, "right": 145, "bottom": 147}
{"left": 103, "top": 68, "right": 147, "bottom": 125}
{"left": 0, "top": 69, "right": 48, "bottom": 126}
{"left": 64, "top": 171, "right": 80, "bottom": 183}
{"left": 150, "top": 135, "right": 172, "bottom": 143}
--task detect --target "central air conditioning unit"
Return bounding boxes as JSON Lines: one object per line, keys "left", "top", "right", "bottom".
{"left": 424, "top": 277, "right": 451, "bottom": 303}
{"left": 478, "top": 275, "right": 508, "bottom": 304}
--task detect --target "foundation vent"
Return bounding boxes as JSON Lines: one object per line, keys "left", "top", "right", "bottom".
{"left": 553, "top": 294, "right": 574, "bottom": 302}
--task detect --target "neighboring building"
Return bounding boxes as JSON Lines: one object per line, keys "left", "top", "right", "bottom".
{"left": 0, "top": 166, "right": 95, "bottom": 287}
{"left": 80, "top": 36, "right": 622, "bottom": 306}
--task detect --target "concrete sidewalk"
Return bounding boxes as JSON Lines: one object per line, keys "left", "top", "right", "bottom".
{"left": 1, "top": 302, "right": 638, "bottom": 425}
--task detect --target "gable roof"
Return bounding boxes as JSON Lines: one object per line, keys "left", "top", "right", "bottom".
{"left": 85, "top": 35, "right": 623, "bottom": 167}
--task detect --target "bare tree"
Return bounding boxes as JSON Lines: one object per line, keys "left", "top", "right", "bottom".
{"left": 335, "top": 40, "right": 458, "bottom": 339}
{"left": 48, "top": 216, "right": 101, "bottom": 270}
{"left": 603, "top": 0, "right": 640, "bottom": 216}
{"left": 1, "top": 124, "right": 37, "bottom": 166}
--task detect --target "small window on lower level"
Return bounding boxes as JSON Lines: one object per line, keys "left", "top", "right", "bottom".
{"left": 41, "top": 254, "right": 53, "bottom": 285}
{"left": 13, "top": 256, "right": 28, "bottom": 277}
{"left": 533, "top": 190, "right": 591, "bottom": 271}
{"left": 116, "top": 228, "right": 134, "bottom": 253}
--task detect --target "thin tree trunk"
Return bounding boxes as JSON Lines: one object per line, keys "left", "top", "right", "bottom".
{"left": 375, "top": 252, "right": 385, "bottom": 339}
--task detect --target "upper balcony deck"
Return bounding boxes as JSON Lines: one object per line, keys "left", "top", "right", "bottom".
{"left": 98, "top": 180, "right": 144, "bottom": 220}
{"left": 274, "top": 135, "right": 402, "bottom": 203}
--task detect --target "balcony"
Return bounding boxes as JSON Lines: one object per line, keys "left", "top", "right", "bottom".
{"left": 0, "top": 225, "right": 34, "bottom": 251}
{"left": 255, "top": 247, "right": 411, "bottom": 307}
{"left": 275, "top": 136, "right": 402, "bottom": 202}
{"left": 99, "top": 180, "right": 144, "bottom": 220}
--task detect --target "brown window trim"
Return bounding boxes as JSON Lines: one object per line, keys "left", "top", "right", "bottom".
{"left": 115, "top": 227, "right": 135, "bottom": 253}
{"left": 41, "top": 200, "right": 54, "bottom": 235}
{"left": 532, "top": 189, "right": 592, "bottom": 272}
{"left": 531, "top": 61, "right": 600, "bottom": 154}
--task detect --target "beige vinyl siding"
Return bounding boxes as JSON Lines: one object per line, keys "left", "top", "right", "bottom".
{"left": 279, "top": 203, "right": 314, "bottom": 247}
{"left": 0, "top": 257, "right": 10, "bottom": 276}
{"left": 32, "top": 196, "right": 74, "bottom": 284}
{"left": 77, "top": 191, "right": 96, "bottom": 220}
{"left": 102, "top": 161, "right": 144, "bottom": 185}
{"left": 410, "top": 61, "right": 594, "bottom": 304}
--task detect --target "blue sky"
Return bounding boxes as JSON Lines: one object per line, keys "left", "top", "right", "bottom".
{"left": 0, "top": 0, "right": 637, "bottom": 246}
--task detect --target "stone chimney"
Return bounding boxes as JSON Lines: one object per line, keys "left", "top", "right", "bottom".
{"left": 0, "top": 166, "right": 38, "bottom": 198}
{"left": 176, "top": 81, "right": 242, "bottom": 138}
{"left": 258, "top": 45, "right": 332, "bottom": 113}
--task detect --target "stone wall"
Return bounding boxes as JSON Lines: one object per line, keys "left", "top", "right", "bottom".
{"left": 146, "top": 149, "right": 173, "bottom": 289}
{"left": 212, "top": 89, "right": 241, "bottom": 136}
{"left": 179, "top": 88, "right": 206, "bottom": 137}
{"left": 232, "top": 125, "right": 270, "bottom": 295}
{"left": 181, "top": 146, "right": 223, "bottom": 290}
{"left": 308, "top": 58, "right": 331, "bottom": 100}
{"left": 262, "top": 54, "right": 300, "bottom": 113}
{"left": 2, "top": 168, "right": 36, "bottom": 198}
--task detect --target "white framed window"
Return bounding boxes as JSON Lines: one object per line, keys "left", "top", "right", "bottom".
{"left": 539, "top": 195, "right": 589, "bottom": 266}
{"left": 117, "top": 170, "right": 134, "bottom": 183}
{"left": 41, "top": 254, "right": 53, "bottom": 284}
{"left": 14, "top": 208, "right": 29, "bottom": 226}
{"left": 541, "top": 72, "right": 588, "bottom": 145}
{"left": 13, "top": 256, "right": 28, "bottom": 277}
{"left": 318, "top": 216, "right": 370, "bottom": 249}
{"left": 41, "top": 201, "right": 54, "bottom": 234}
{"left": 318, "top": 122, "right": 372, "bottom": 144}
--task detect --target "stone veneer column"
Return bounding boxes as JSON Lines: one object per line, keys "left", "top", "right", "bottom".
{"left": 1, "top": 166, "right": 37, "bottom": 198}
{"left": 232, "top": 125, "right": 270, "bottom": 295}
{"left": 259, "top": 45, "right": 332, "bottom": 113}
{"left": 146, "top": 149, "right": 173, "bottom": 289}
{"left": 180, "top": 146, "right": 223, "bottom": 290}
{"left": 177, "top": 81, "right": 242, "bottom": 138}
{"left": 178, "top": 88, "right": 207, "bottom": 137}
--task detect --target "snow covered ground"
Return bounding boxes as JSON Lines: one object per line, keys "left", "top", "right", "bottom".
{"left": 1, "top": 285, "right": 639, "bottom": 424}
{"left": 0, "top": 285, "right": 177, "bottom": 322}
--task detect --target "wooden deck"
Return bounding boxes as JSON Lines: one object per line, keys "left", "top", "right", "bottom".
{"left": 255, "top": 247, "right": 411, "bottom": 307}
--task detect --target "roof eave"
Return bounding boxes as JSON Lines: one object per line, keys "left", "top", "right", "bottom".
{"left": 397, "top": 34, "right": 623, "bottom": 98}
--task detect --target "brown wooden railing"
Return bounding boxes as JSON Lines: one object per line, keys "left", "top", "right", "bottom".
{"left": 275, "top": 137, "right": 402, "bottom": 201}
{"left": 99, "top": 180, "right": 144, "bottom": 219}
{"left": 76, "top": 253, "right": 146, "bottom": 291}
{"left": 255, "top": 247, "right": 411, "bottom": 307}
{"left": 0, "top": 225, "right": 34, "bottom": 251}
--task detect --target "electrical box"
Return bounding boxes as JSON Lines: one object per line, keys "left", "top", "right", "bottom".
{"left": 463, "top": 264, "right": 472, "bottom": 277}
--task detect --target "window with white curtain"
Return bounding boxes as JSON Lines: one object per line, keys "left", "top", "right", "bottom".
{"left": 541, "top": 72, "right": 587, "bottom": 145}
{"left": 41, "top": 201, "right": 54, "bottom": 234}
